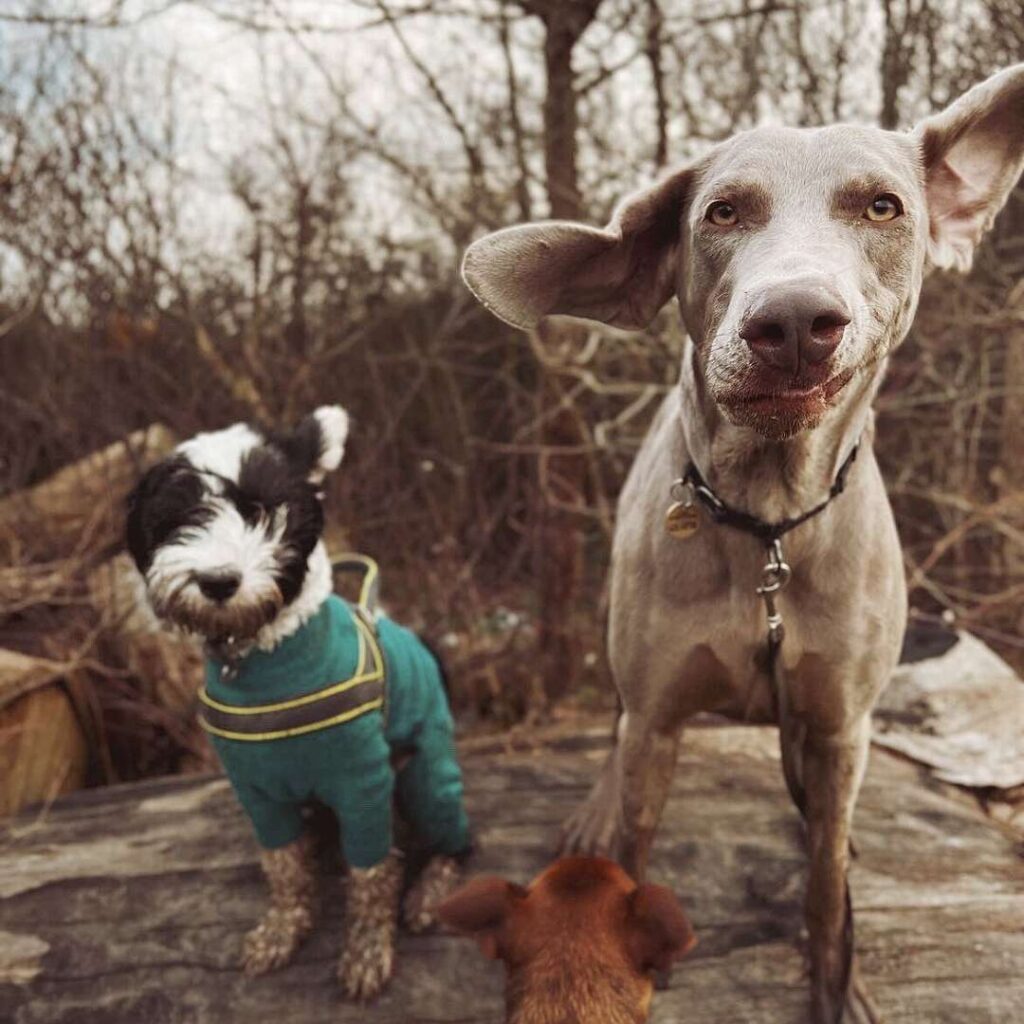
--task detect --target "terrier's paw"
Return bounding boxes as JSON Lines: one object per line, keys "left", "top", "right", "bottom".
{"left": 403, "top": 855, "right": 462, "bottom": 933}
{"left": 338, "top": 851, "right": 403, "bottom": 1000}
{"left": 338, "top": 932, "right": 395, "bottom": 1000}
{"left": 242, "top": 905, "right": 314, "bottom": 976}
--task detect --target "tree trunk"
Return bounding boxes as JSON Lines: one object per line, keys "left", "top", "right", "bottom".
{"left": 994, "top": 183, "right": 1024, "bottom": 603}
{"left": 285, "top": 182, "right": 312, "bottom": 356}
{"left": 879, "top": 0, "right": 902, "bottom": 129}
{"left": 528, "top": 0, "right": 601, "bottom": 704}
{"left": 541, "top": 17, "right": 584, "bottom": 219}
{"left": 646, "top": 0, "right": 668, "bottom": 168}
{"left": 500, "top": 2, "right": 532, "bottom": 221}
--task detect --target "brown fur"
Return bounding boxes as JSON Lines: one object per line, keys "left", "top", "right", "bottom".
{"left": 438, "top": 856, "right": 695, "bottom": 1024}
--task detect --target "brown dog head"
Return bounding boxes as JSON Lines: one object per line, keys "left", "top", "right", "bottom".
{"left": 463, "top": 65, "right": 1024, "bottom": 440}
{"left": 437, "top": 856, "right": 696, "bottom": 1024}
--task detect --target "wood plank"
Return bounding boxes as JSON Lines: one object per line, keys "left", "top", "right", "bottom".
{"left": 1, "top": 726, "right": 1021, "bottom": 1023}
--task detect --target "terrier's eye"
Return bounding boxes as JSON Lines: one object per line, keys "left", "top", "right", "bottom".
{"left": 237, "top": 497, "right": 266, "bottom": 524}
{"left": 864, "top": 194, "right": 903, "bottom": 222}
{"left": 706, "top": 200, "right": 739, "bottom": 227}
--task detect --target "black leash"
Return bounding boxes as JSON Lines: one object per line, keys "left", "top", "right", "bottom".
{"left": 667, "top": 441, "right": 859, "bottom": 653}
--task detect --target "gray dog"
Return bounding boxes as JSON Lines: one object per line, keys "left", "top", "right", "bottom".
{"left": 461, "top": 65, "right": 1024, "bottom": 1023}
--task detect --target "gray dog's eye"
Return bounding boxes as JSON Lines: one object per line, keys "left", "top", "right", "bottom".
{"left": 864, "top": 193, "right": 903, "bottom": 222}
{"left": 705, "top": 200, "right": 739, "bottom": 226}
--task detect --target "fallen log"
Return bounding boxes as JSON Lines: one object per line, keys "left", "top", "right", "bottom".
{"left": 1, "top": 726, "right": 1021, "bottom": 1023}
{"left": 87, "top": 553, "right": 213, "bottom": 774}
{"left": 0, "top": 648, "right": 90, "bottom": 817}
{"left": 0, "top": 424, "right": 176, "bottom": 562}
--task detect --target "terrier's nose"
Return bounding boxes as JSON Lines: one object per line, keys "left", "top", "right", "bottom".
{"left": 197, "top": 571, "right": 241, "bottom": 603}
{"left": 739, "top": 280, "right": 850, "bottom": 374}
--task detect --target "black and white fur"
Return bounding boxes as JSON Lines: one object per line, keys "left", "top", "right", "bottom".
{"left": 126, "top": 406, "right": 348, "bottom": 657}
{"left": 127, "top": 406, "right": 463, "bottom": 997}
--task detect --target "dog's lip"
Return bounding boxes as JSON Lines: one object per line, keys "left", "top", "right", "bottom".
{"left": 729, "top": 370, "right": 854, "bottom": 407}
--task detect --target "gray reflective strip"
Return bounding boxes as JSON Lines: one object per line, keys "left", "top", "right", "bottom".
{"left": 200, "top": 677, "right": 385, "bottom": 737}
{"left": 332, "top": 556, "right": 380, "bottom": 619}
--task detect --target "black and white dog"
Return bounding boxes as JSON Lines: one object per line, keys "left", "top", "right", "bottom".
{"left": 126, "top": 406, "right": 471, "bottom": 999}
{"left": 127, "top": 408, "right": 346, "bottom": 654}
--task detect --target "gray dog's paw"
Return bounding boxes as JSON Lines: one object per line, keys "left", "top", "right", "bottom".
{"left": 242, "top": 905, "right": 313, "bottom": 976}
{"left": 561, "top": 773, "right": 624, "bottom": 857}
{"left": 843, "top": 970, "right": 884, "bottom": 1024}
{"left": 403, "top": 855, "right": 462, "bottom": 933}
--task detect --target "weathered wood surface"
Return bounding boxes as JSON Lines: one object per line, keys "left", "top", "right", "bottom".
{"left": 1, "top": 725, "right": 1021, "bottom": 1023}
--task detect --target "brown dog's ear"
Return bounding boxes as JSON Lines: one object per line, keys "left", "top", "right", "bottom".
{"left": 436, "top": 875, "right": 526, "bottom": 960}
{"left": 913, "top": 63, "right": 1024, "bottom": 272}
{"left": 462, "top": 166, "right": 696, "bottom": 331}
{"left": 624, "top": 883, "right": 697, "bottom": 974}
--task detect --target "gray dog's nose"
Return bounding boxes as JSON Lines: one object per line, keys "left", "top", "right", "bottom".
{"left": 739, "top": 281, "right": 850, "bottom": 374}
{"left": 197, "top": 571, "right": 241, "bottom": 603}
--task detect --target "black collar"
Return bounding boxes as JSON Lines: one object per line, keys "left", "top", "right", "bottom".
{"left": 683, "top": 443, "right": 860, "bottom": 547}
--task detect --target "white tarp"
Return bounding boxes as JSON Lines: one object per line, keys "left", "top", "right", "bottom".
{"left": 873, "top": 631, "right": 1024, "bottom": 790}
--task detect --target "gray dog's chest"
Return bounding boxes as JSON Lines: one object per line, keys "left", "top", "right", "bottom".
{"left": 646, "top": 572, "right": 828, "bottom": 723}
{"left": 633, "top": 546, "right": 899, "bottom": 728}
{"left": 610, "top": 395, "right": 906, "bottom": 730}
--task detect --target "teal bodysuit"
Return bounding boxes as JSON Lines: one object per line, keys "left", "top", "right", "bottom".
{"left": 202, "top": 594, "right": 470, "bottom": 869}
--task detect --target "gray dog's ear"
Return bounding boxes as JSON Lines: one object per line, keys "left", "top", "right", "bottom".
{"left": 913, "top": 63, "right": 1024, "bottom": 272}
{"left": 462, "top": 167, "right": 696, "bottom": 330}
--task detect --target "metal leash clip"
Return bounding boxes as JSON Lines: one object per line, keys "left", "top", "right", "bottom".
{"left": 756, "top": 539, "right": 792, "bottom": 644}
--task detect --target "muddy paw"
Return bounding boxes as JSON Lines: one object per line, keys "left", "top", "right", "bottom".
{"left": 811, "top": 959, "right": 883, "bottom": 1024}
{"left": 242, "top": 906, "right": 313, "bottom": 976}
{"left": 404, "top": 855, "right": 462, "bottom": 933}
{"left": 561, "top": 787, "right": 625, "bottom": 857}
{"left": 338, "top": 852, "right": 402, "bottom": 1000}
{"left": 559, "top": 744, "right": 627, "bottom": 857}
{"left": 338, "top": 934, "right": 394, "bottom": 1000}
{"left": 844, "top": 971, "right": 884, "bottom": 1024}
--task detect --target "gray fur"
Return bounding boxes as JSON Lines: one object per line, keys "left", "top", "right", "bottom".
{"left": 462, "top": 64, "right": 1024, "bottom": 1023}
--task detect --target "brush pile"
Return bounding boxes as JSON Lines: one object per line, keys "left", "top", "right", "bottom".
{"left": 0, "top": 426, "right": 215, "bottom": 817}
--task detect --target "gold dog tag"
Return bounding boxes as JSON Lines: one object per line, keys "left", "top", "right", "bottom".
{"left": 665, "top": 500, "right": 700, "bottom": 539}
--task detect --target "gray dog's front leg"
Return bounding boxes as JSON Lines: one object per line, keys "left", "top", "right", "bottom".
{"left": 800, "top": 715, "right": 878, "bottom": 1024}
{"left": 618, "top": 712, "right": 685, "bottom": 882}
{"left": 561, "top": 710, "right": 683, "bottom": 883}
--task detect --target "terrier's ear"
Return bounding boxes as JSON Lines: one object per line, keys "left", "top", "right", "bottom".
{"left": 913, "top": 63, "right": 1024, "bottom": 272}
{"left": 125, "top": 466, "right": 159, "bottom": 572}
{"left": 436, "top": 875, "right": 525, "bottom": 961}
{"left": 624, "top": 883, "right": 697, "bottom": 975}
{"left": 124, "top": 456, "right": 202, "bottom": 574}
{"left": 276, "top": 405, "right": 350, "bottom": 484}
